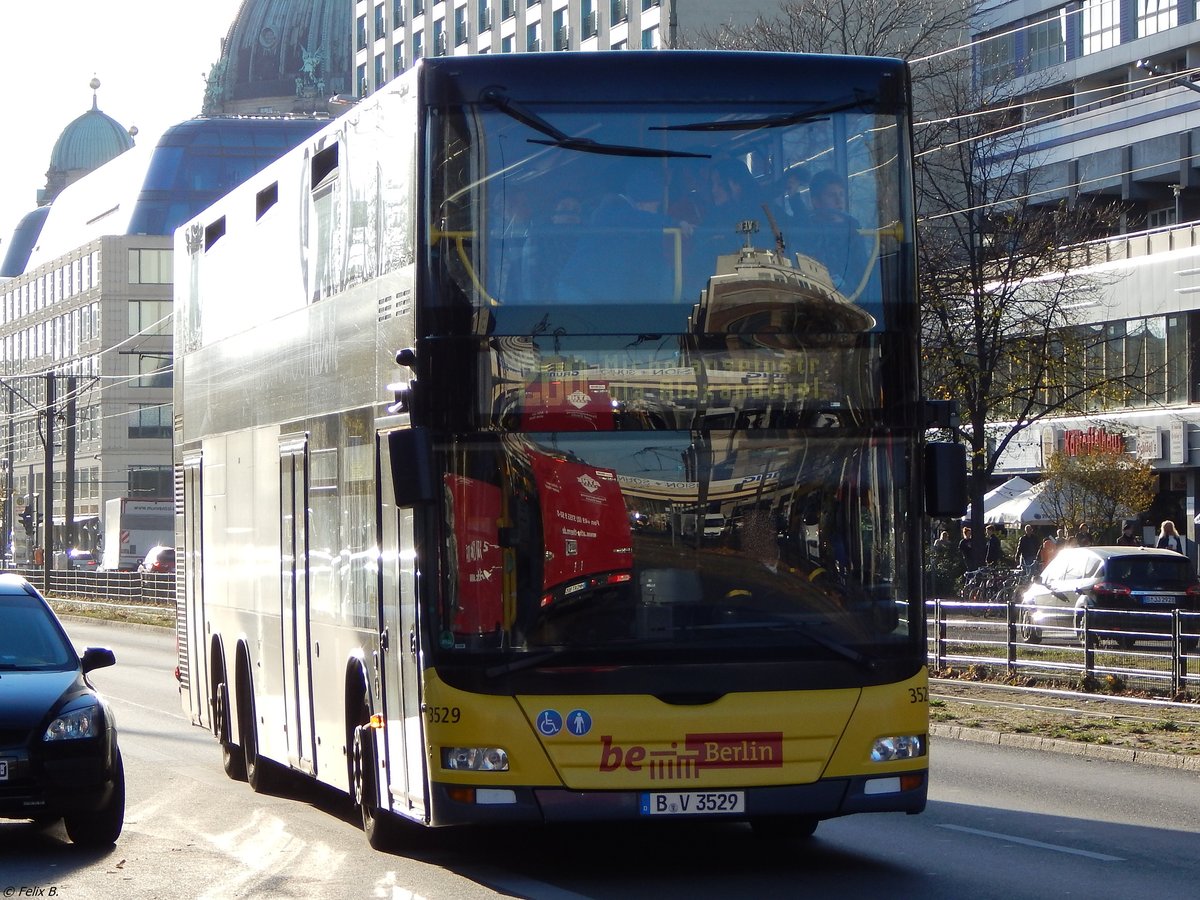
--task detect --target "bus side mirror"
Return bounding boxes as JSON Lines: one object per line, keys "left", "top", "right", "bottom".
{"left": 389, "top": 428, "right": 435, "bottom": 506}
{"left": 924, "top": 442, "right": 967, "bottom": 518}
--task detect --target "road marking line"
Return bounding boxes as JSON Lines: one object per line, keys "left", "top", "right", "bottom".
{"left": 937, "top": 824, "right": 1125, "bottom": 861}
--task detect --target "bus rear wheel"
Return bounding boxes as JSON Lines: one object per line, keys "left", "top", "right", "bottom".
{"left": 216, "top": 680, "right": 246, "bottom": 781}
{"left": 240, "top": 677, "right": 280, "bottom": 794}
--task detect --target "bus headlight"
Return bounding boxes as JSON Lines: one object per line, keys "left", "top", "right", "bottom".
{"left": 442, "top": 747, "right": 510, "bottom": 771}
{"left": 870, "top": 735, "right": 926, "bottom": 762}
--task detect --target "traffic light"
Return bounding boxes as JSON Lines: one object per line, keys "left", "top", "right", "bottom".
{"left": 19, "top": 506, "right": 33, "bottom": 535}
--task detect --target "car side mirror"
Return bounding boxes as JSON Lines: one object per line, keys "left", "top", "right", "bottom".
{"left": 81, "top": 647, "right": 116, "bottom": 673}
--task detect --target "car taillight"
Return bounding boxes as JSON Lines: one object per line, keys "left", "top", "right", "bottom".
{"left": 1093, "top": 581, "right": 1131, "bottom": 597}
{"left": 1187, "top": 583, "right": 1200, "bottom": 599}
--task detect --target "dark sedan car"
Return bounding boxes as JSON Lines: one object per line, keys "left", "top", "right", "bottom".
{"left": 0, "top": 574, "right": 124, "bottom": 846}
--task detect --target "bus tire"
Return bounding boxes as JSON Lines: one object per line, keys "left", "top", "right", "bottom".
{"left": 216, "top": 679, "right": 246, "bottom": 781}
{"left": 351, "top": 694, "right": 396, "bottom": 850}
{"left": 750, "top": 816, "right": 818, "bottom": 841}
{"left": 240, "top": 674, "right": 280, "bottom": 794}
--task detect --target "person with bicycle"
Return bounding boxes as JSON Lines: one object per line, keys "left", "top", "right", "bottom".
{"left": 984, "top": 524, "right": 1004, "bottom": 567}
{"left": 1016, "top": 524, "right": 1041, "bottom": 577}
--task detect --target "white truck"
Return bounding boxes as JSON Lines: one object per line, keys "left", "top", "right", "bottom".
{"left": 102, "top": 498, "right": 173, "bottom": 570}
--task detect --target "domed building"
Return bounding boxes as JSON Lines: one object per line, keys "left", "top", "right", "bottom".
{"left": 37, "top": 78, "right": 135, "bottom": 206}
{"left": 202, "top": 0, "right": 353, "bottom": 116}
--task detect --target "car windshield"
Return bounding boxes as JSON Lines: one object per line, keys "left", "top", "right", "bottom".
{"left": 0, "top": 593, "right": 77, "bottom": 671}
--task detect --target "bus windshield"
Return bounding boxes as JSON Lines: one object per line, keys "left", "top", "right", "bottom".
{"left": 427, "top": 86, "right": 919, "bottom": 669}
{"left": 433, "top": 94, "right": 910, "bottom": 336}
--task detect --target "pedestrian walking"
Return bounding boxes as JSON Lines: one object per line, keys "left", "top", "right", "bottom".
{"left": 1156, "top": 520, "right": 1184, "bottom": 554}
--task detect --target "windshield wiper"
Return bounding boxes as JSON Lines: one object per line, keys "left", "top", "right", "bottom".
{"left": 481, "top": 88, "right": 710, "bottom": 159}
{"left": 485, "top": 648, "right": 573, "bottom": 677}
{"left": 651, "top": 95, "right": 874, "bottom": 133}
{"left": 682, "top": 617, "right": 875, "bottom": 671}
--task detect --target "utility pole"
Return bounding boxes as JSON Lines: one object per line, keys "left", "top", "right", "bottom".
{"left": 4, "top": 387, "right": 12, "bottom": 566}
{"left": 43, "top": 372, "right": 54, "bottom": 584}
{"left": 65, "top": 375, "right": 77, "bottom": 552}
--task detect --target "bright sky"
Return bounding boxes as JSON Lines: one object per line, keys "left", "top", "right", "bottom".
{"left": 0, "top": 0, "right": 247, "bottom": 252}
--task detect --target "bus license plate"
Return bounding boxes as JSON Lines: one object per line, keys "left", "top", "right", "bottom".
{"left": 641, "top": 791, "right": 744, "bottom": 816}
{"left": 1143, "top": 595, "right": 1176, "bottom": 604}
{"left": 0, "top": 760, "right": 8, "bottom": 781}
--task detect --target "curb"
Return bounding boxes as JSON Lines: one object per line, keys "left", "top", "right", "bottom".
{"left": 930, "top": 722, "right": 1200, "bottom": 772}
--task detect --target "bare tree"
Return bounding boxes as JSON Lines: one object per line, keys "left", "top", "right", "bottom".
{"left": 687, "top": 0, "right": 974, "bottom": 64}
{"left": 915, "top": 60, "right": 1148, "bottom": 563}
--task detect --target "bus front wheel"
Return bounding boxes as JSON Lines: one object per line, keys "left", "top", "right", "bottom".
{"left": 351, "top": 696, "right": 397, "bottom": 850}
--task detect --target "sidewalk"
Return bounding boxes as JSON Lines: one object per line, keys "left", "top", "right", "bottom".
{"left": 929, "top": 678, "right": 1200, "bottom": 772}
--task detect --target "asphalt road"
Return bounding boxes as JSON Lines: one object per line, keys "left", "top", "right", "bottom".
{"left": 1, "top": 620, "right": 1197, "bottom": 899}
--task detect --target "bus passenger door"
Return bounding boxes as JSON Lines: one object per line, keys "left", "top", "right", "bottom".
{"left": 279, "top": 435, "right": 317, "bottom": 774}
{"left": 376, "top": 427, "right": 427, "bottom": 819}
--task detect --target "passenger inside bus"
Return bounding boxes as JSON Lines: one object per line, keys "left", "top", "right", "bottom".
{"left": 797, "top": 169, "right": 870, "bottom": 295}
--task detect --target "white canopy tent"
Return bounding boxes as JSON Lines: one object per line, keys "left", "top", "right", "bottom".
{"left": 986, "top": 483, "right": 1053, "bottom": 525}
{"left": 963, "top": 476, "right": 1033, "bottom": 521}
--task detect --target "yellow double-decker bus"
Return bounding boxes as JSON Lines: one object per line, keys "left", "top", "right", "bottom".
{"left": 175, "top": 51, "right": 964, "bottom": 848}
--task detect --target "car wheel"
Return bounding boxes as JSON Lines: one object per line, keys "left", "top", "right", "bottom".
{"left": 1018, "top": 607, "right": 1042, "bottom": 645}
{"left": 64, "top": 749, "right": 125, "bottom": 847}
{"left": 1075, "top": 611, "right": 1099, "bottom": 648}
{"left": 351, "top": 691, "right": 397, "bottom": 850}
{"left": 750, "top": 816, "right": 819, "bottom": 840}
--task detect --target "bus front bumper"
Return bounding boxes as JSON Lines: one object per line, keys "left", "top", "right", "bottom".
{"left": 427, "top": 770, "right": 926, "bottom": 826}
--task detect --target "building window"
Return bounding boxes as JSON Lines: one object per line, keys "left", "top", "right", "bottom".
{"left": 433, "top": 19, "right": 446, "bottom": 55}
{"left": 414, "top": 30, "right": 424, "bottom": 59}
{"left": 455, "top": 5, "right": 468, "bottom": 44}
{"left": 501, "top": 34, "right": 514, "bottom": 52}
{"left": 1081, "top": 0, "right": 1120, "bottom": 55}
{"left": 357, "top": 14, "right": 368, "bottom": 50}
{"left": 1138, "top": 0, "right": 1177, "bottom": 37}
{"left": 611, "top": 0, "right": 628, "bottom": 24}
{"left": 642, "top": 0, "right": 660, "bottom": 9}
{"left": 394, "top": 42, "right": 405, "bottom": 76}
{"left": 978, "top": 29, "right": 1017, "bottom": 85}
{"left": 130, "top": 353, "right": 173, "bottom": 389}
{"left": 375, "top": 3, "right": 386, "bottom": 39}
{"left": 357, "top": 62, "right": 368, "bottom": 95}
{"left": 503, "top": 0, "right": 515, "bottom": 21}
{"left": 413, "top": 0, "right": 424, "bottom": 15}
{"left": 1027, "top": 8, "right": 1067, "bottom": 72}
{"left": 479, "top": 0, "right": 492, "bottom": 30}
{"left": 129, "top": 466, "right": 172, "bottom": 498}
{"left": 127, "top": 249, "right": 173, "bottom": 285}
{"left": 582, "top": 0, "right": 597, "bottom": 37}
{"left": 130, "top": 404, "right": 171, "bottom": 440}
{"left": 393, "top": 0, "right": 405, "bottom": 28}
{"left": 527, "top": 21, "right": 541, "bottom": 51}
{"left": 128, "top": 300, "right": 172, "bottom": 337}
{"left": 641, "top": 25, "right": 658, "bottom": 48}
{"left": 375, "top": 52, "right": 386, "bottom": 86}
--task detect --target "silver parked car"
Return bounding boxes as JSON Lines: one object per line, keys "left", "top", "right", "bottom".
{"left": 1018, "top": 546, "right": 1200, "bottom": 648}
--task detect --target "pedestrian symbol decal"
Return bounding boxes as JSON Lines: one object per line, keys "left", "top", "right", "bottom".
{"left": 567, "top": 709, "right": 592, "bottom": 736}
